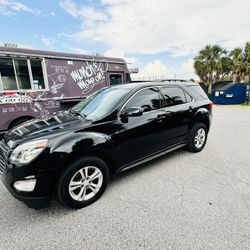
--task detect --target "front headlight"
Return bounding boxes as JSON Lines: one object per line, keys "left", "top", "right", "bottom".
{"left": 10, "top": 139, "right": 48, "bottom": 164}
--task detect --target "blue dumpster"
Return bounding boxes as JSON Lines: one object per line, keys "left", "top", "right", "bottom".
{"left": 211, "top": 82, "right": 246, "bottom": 104}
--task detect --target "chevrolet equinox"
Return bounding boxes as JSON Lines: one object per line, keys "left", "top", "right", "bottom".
{"left": 0, "top": 81, "right": 212, "bottom": 209}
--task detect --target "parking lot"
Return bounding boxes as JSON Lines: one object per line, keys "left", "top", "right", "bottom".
{"left": 0, "top": 105, "right": 250, "bottom": 250}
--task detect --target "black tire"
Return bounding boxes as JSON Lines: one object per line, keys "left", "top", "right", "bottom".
{"left": 187, "top": 123, "right": 208, "bottom": 153}
{"left": 10, "top": 118, "right": 31, "bottom": 129}
{"left": 57, "top": 156, "right": 110, "bottom": 209}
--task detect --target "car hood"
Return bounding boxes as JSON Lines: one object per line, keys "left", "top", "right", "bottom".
{"left": 3, "top": 112, "right": 92, "bottom": 144}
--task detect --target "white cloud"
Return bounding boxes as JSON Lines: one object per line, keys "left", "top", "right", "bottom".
{"left": 131, "top": 59, "right": 196, "bottom": 80}
{"left": 60, "top": 0, "right": 250, "bottom": 57}
{"left": 0, "top": 0, "right": 40, "bottom": 15}
{"left": 63, "top": 44, "right": 90, "bottom": 54}
{"left": 16, "top": 43, "right": 34, "bottom": 49}
{"left": 101, "top": 0, "right": 132, "bottom": 5}
{"left": 103, "top": 48, "right": 137, "bottom": 64}
{"left": 132, "top": 60, "right": 168, "bottom": 80}
{"left": 171, "top": 59, "right": 196, "bottom": 79}
{"left": 41, "top": 37, "right": 55, "bottom": 49}
{"left": 60, "top": 0, "right": 107, "bottom": 25}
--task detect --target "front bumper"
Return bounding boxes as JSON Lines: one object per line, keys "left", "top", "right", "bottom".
{"left": 0, "top": 162, "right": 53, "bottom": 209}
{"left": 2, "top": 179, "right": 50, "bottom": 209}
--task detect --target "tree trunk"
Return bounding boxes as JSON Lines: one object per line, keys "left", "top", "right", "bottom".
{"left": 208, "top": 81, "right": 212, "bottom": 95}
{"left": 207, "top": 75, "right": 213, "bottom": 95}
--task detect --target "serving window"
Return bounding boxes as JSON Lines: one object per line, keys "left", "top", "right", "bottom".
{"left": 0, "top": 58, "right": 48, "bottom": 91}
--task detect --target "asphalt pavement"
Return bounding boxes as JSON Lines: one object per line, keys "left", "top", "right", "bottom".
{"left": 0, "top": 105, "right": 250, "bottom": 250}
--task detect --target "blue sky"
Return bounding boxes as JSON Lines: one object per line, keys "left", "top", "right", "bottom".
{"left": 0, "top": 0, "right": 249, "bottom": 80}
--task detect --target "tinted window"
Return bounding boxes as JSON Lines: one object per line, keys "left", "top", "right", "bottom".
{"left": 126, "top": 88, "right": 160, "bottom": 112}
{"left": 161, "top": 87, "right": 186, "bottom": 107}
{"left": 110, "top": 74, "right": 123, "bottom": 85}
{"left": 188, "top": 85, "right": 208, "bottom": 100}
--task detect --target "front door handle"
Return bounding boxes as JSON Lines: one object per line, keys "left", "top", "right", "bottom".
{"left": 189, "top": 106, "right": 194, "bottom": 112}
{"left": 156, "top": 112, "right": 171, "bottom": 122}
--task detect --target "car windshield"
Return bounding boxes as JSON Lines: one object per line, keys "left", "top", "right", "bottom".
{"left": 71, "top": 87, "right": 130, "bottom": 120}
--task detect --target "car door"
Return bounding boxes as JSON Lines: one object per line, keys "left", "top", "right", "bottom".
{"left": 158, "top": 86, "right": 194, "bottom": 147}
{"left": 114, "top": 87, "right": 168, "bottom": 167}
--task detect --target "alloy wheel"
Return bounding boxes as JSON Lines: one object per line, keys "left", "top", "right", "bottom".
{"left": 194, "top": 128, "right": 206, "bottom": 149}
{"left": 68, "top": 166, "right": 103, "bottom": 202}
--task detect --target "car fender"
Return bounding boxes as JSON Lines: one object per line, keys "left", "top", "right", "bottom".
{"left": 191, "top": 107, "right": 210, "bottom": 130}
{"left": 50, "top": 132, "right": 115, "bottom": 154}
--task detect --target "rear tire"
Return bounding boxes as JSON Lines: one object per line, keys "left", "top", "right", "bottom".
{"left": 187, "top": 123, "right": 208, "bottom": 152}
{"left": 57, "top": 156, "right": 110, "bottom": 209}
{"left": 10, "top": 118, "right": 31, "bottom": 129}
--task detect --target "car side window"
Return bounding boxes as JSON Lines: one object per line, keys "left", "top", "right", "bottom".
{"left": 126, "top": 88, "right": 161, "bottom": 112}
{"left": 160, "top": 87, "right": 187, "bottom": 107}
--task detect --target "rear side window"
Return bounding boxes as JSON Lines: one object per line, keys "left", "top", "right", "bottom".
{"left": 161, "top": 87, "right": 186, "bottom": 107}
{"left": 188, "top": 85, "right": 208, "bottom": 100}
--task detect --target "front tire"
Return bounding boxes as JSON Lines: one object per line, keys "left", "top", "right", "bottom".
{"left": 187, "top": 123, "right": 208, "bottom": 152}
{"left": 57, "top": 157, "right": 110, "bottom": 209}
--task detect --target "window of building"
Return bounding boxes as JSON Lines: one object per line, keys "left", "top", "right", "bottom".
{"left": 0, "top": 58, "right": 47, "bottom": 91}
{"left": 161, "top": 87, "right": 187, "bottom": 107}
{"left": 30, "top": 60, "right": 45, "bottom": 90}
{"left": 126, "top": 88, "right": 161, "bottom": 112}
{"left": 110, "top": 74, "right": 123, "bottom": 85}
{"left": 0, "top": 59, "right": 18, "bottom": 90}
{"left": 14, "top": 59, "right": 32, "bottom": 90}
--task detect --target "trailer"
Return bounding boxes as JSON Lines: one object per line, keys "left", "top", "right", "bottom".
{"left": 0, "top": 46, "right": 131, "bottom": 134}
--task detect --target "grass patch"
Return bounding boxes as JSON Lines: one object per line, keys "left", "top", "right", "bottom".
{"left": 241, "top": 101, "right": 250, "bottom": 106}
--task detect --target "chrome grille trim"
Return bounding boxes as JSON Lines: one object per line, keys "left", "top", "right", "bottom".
{"left": 0, "top": 140, "right": 9, "bottom": 175}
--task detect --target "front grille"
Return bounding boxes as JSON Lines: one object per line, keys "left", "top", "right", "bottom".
{"left": 0, "top": 140, "right": 9, "bottom": 175}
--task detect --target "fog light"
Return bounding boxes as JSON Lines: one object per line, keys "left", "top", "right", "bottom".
{"left": 13, "top": 177, "right": 37, "bottom": 192}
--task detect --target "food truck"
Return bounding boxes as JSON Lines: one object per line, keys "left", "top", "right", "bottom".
{"left": 0, "top": 46, "right": 131, "bottom": 134}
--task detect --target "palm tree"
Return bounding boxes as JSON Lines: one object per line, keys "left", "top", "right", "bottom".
{"left": 230, "top": 48, "right": 243, "bottom": 82}
{"left": 242, "top": 42, "right": 250, "bottom": 83}
{"left": 194, "top": 45, "right": 227, "bottom": 94}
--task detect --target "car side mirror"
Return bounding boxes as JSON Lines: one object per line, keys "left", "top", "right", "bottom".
{"left": 121, "top": 107, "right": 143, "bottom": 118}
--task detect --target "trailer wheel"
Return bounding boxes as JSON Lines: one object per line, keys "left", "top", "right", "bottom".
{"left": 9, "top": 117, "right": 33, "bottom": 129}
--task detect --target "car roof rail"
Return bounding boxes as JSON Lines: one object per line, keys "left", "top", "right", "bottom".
{"left": 155, "top": 79, "right": 188, "bottom": 83}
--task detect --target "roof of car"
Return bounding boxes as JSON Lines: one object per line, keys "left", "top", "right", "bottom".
{"left": 114, "top": 80, "right": 196, "bottom": 90}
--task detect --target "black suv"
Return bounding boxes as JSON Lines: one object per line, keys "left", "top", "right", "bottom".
{"left": 0, "top": 81, "right": 212, "bottom": 209}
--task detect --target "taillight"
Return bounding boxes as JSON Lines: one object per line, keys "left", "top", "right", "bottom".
{"left": 209, "top": 101, "right": 213, "bottom": 110}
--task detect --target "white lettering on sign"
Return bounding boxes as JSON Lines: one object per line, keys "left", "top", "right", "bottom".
{"left": 0, "top": 95, "right": 32, "bottom": 104}
{"left": 70, "top": 60, "right": 108, "bottom": 94}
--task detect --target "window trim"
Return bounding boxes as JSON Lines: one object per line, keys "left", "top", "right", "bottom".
{"left": 0, "top": 71, "right": 3, "bottom": 91}
{"left": 12, "top": 58, "right": 20, "bottom": 90}
{"left": 184, "top": 91, "right": 194, "bottom": 103}
{"left": 118, "top": 86, "right": 162, "bottom": 118}
{"left": 14, "top": 58, "right": 33, "bottom": 90}
{"left": 0, "top": 57, "right": 49, "bottom": 93}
